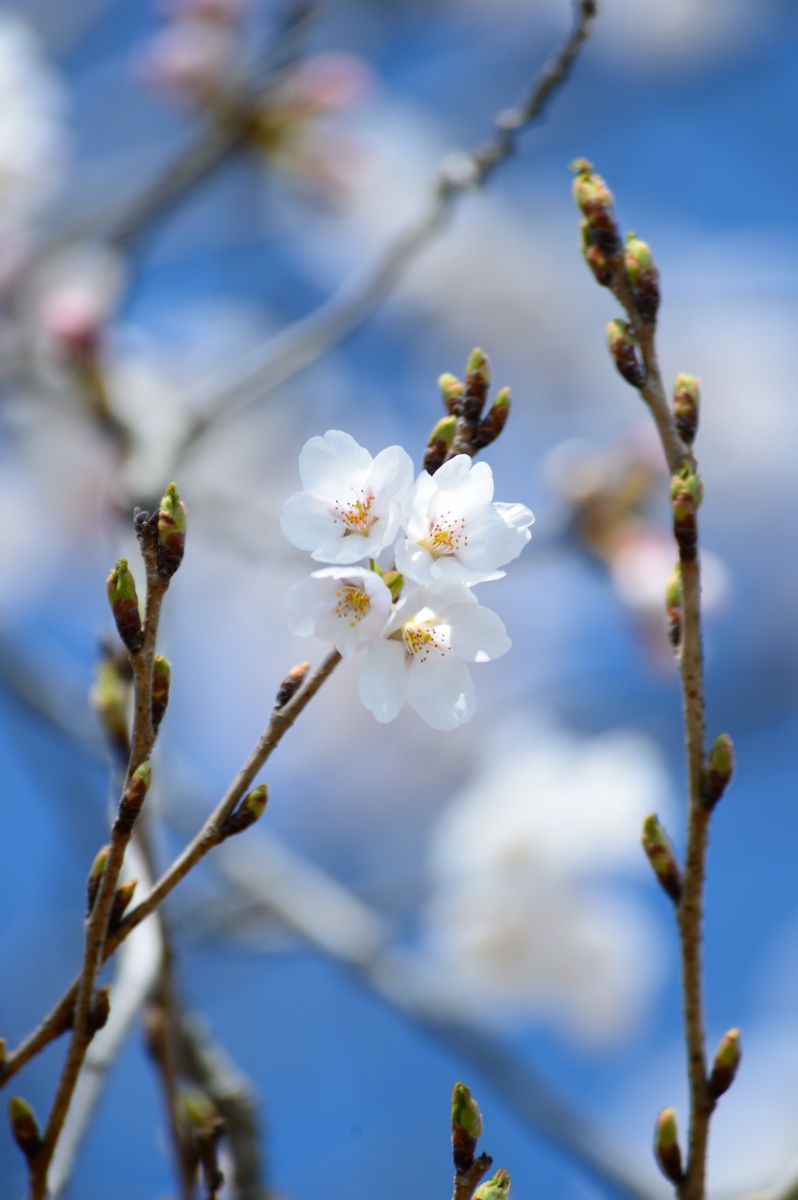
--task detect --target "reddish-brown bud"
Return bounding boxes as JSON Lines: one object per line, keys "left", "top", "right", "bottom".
{"left": 606, "top": 319, "right": 645, "bottom": 388}
{"left": 641, "top": 814, "right": 682, "bottom": 904}
{"left": 654, "top": 1108, "right": 684, "bottom": 1185}
{"left": 703, "top": 734, "right": 734, "bottom": 809}
{"left": 157, "top": 482, "right": 186, "bottom": 580}
{"left": 87, "top": 845, "right": 110, "bottom": 915}
{"left": 709, "top": 1028, "right": 741, "bottom": 1099}
{"left": 275, "top": 661, "right": 311, "bottom": 709}
{"left": 439, "top": 372, "right": 464, "bottom": 415}
{"left": 219, "top": 785, "right": 269, "bottom": 839}
{"left": 8, "top": 1097, "right": 41, "bottom": 1160}
{"left": 106, "top": 559, "right": 143, "bottom": 655}
{"left": 151, "top": 654, "right": 171, "bottom": 733}
{"left": 109, "top": 878, "right": 138, "bottom": 930}
{"left": 625, "top": 234, "right": 660, "bottom": 323}
{"left": 114, "top": 762, "right": 152, "bottom": 836}
{"left": 476, "top": 387, "right": 511, "bottom": 450}
{"left": 673, "top": 373, "right": 701, "bottom": 446}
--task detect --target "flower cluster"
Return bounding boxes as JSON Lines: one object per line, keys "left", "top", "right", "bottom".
{"left": 282, "top": 426, "right": 533, "bottom": 730}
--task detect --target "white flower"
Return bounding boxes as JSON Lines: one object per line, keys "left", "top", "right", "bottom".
{"left": 395, "top": 454, "right": 533, "bottom": 586}
{"left": 281, "top": 430, "right": 414, "bottom": 564}
{"left": 287, "top": 565, "right": 392, "bottom": 657}
{"left": 358, "top": 582, "right": 510, "bottom": 730}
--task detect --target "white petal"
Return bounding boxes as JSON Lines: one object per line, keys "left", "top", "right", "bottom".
{"left": 395, "top": 536, "right": 435, "bottom": 584}
{"left": 447, "top": 602, "right": 511, "bottom": 662}
{"left": 286, "top": 574, "right": 338, "bottom": 637}
{"left": 281, "top": 491, "right": 337, "bottom": 552}
{"left": 432, "top": 455, "right": 494, "bottom": 508}
{"left": 366, "top": 444, "right": 415, "bottom": 505}
{"left": 359, "top": 640, "right": 408, "bottom": 723}
{"left": 428, "top": 557, "right": 504, "bottom": 586}
{"left": 298, "top": 430, "right": 372, "bottom": 499}
{"left": 406, "top": 654, "right": 475, "bottom": 730}
{"left": 459, "top": 504, "right": 531, "bottom": 572}
{"left": 495, "top": 501, "right": 535, "bottom": 533}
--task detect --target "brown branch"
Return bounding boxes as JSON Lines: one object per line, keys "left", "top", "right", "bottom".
{"left": 0, "top": 650, "right": 342, "bottom": 1095}
{"left": 174, "top": 0, "right": 599, "bottom": 462}
{"left": 28, "top": 531, "right": 169, "bottom": 1199}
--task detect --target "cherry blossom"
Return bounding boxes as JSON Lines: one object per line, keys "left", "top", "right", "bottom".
{"left": 287, "top": 566, "right": 392, "bottom": 658}
{"left": 395, "top": 454, "right": 533, "bottom": 586}
{"left": 358, "top": 581, "right": 510, "bottom": 730}
{"left": 281, "top": 430, "right": 414, "bottom": 564}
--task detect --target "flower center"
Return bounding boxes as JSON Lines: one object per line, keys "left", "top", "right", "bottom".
{"left": 401, "top": 609, "right": 450, "bottom": 662}
{"left": 332, "top": 490, "right": 376, "bottom": 536}
{"left": 420, "top": 511, "right": 467, "bottom": 558}
{"left": 335, "top": 584, "right": 371, "bottom": 628}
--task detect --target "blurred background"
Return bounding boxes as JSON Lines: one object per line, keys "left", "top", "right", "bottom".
{"left": 1, "top": 0, "right": 797, "bottom": 1197}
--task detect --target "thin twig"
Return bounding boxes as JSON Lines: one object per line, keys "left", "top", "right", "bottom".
{"left": 174, "top": 0, "right": 599, "bottom": 462}
{"left": 0, "top": 651, "right": 342, "bottom": 1092}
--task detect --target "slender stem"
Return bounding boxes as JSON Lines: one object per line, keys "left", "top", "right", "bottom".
{"left": 0, "top": 651, "right": 341, "bottom": 1094}
{"left": 452, "top": 1156, "right": 492, "bottom": 1200}
{"left": 28, "top": 538, "right": 168, "bottom": 1199}
{"left": 610, "top": 263, "right": 711, "bottom": 1200}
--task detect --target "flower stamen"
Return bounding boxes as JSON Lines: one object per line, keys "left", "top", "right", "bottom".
{"left": 335, "top": 584, "right": 371, "bottom": 628}
{"left": 332, "top": 490, "right": 376, "bottom": 536}
{"left": 420, "top": 511, "right": 468, "bottom": 558}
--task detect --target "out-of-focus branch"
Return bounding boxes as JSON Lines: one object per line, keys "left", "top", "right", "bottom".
{"left": 174, "top": 0, "right": 599, "bottom": 462}
{"left": 210, "top": 834, "right": 659, "bottom": 1200}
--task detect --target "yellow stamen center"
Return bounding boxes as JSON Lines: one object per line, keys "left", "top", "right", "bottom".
{"left": 420, "top": 511, "right": 467, "bottom": 557}
{"left": 401, "top": 611, "right": 450, "bottom": 662}
{"left": 332, "top": 491, "right": 376, "bottom": 536}
{"left": 335, "top": 585, "right": 371, "bottom": 628}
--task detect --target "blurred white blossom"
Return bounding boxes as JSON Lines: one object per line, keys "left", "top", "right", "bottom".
{"left": 423, "top": 724, "right": 671, "bottom": 1044}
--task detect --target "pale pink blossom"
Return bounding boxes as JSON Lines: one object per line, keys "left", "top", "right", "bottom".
{"left": 287, "top": 566, "right": 392, "bottom": 658}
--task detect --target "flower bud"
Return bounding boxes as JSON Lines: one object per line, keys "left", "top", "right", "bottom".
{"left": 87, "top": 844, "right": 110, "bottom": 915}
{"left": 703, "top": 734, "right": 734, "bottom": 809}
{"left": 91, "top": 651, "right": 131, "bottom": 763}
{"left": 106, "top": 559, "right": 144, "bottom": 655}
{"left": 474, "top": 1170, "right": 511, "bottom": 1200}
{"left": 8, "top": 1096, "right": 41, "bottom": 1160}
{"left": 462, "top": 348, "right": 491, "bottom": 423}
{"left": 439, "top": 372, "right": 464, "bottom": 415}
{"left": 571, "top": 159, "right": 620, "bottom": 254}
{"left": 110, "top": 878, "right": 138, "bottom": 930}
{"left": 220, "top": 784, "right": 269, "bottom": 838}
{"left": 625, "top": 234, "right": 660, "bottom": 323}
{"left": 382, "top": 570, "right": 404, "bottom": 600}
{"left": 606, "top": 319, "right": 644, "bottom": 388}
{"left": 423, "top": 415, "right": 457, "bottom": 474}
{"left": 581, "top": 221, "right": 614, "bottom": 288}
{"left": 654, "top": 1108, "right": 684, "bottom": 1185}
{"left": 665, "top": 564, "right": 682, "bottom": 651}
{"left": 641, "top": 814, "right": 682, "bottom": 904}
{"left": 709, "top": 1028, "right": 741, "bottom": 1099}
{"left": 451, "top": 1082, "right": 483, "bottom": 1172}
{"left": 275, "top": 661, "right": 311, "bottom": 709}
{"left": 670, "top": 469, "right": 703, "bottom": 521}
{"left": 114, "top": 762, "right": 152, "bottom": 835}
{"left": 157, "top": 482, "right": 187, "bottom": 580}
{"left": 151, "top": 654, "right": 171, "bottom": 733}
{"left": 673, "top": 373, "right": 700, "bottom": 446}
{"left": 89, "top": 986, "right": 111, "bottom": 1034}
{"left": 476, "top": 387, "right": 511, "bottom": 450}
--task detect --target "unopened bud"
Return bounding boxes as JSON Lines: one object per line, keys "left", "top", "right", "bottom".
{"left": 581, "top": 221, "right": 614, "bottom": 288}
{"left": 220, "top": 784, "right": 269, "bottom": 839}
{"left": 439, "top": 372, "right": 464, "bottom": 415}
{"left": 110, "top": 878, "right": 138, "bottom": 929}
{"left": 474, "top": 1170, "right": 511, "bottom": 1200}
{"left": 423, "top": 415, "right": 457, "bottom": 474}
{"left": 452, "top": 1082, "right": 483, "bottom": 1172}
{"left": 87, "top": 845, "right": 110, "bottom": 915}
{"left": 90, "top": 652, "right": 130, "bottom": 763}
{"left": 157, "top": 482, "right": 187, "bottom": 580}
{"left": 665, "top": 565, "right": 682, "bottom": 650}
{"left": 89, "top": 986, "right": 111, "bottom": 1034}
{"left": 670, "top": 468, "right": 703, "bottom": 521}
{"left": 571, "top": 159, "right": 620, "bottom": 254}
{"left": 115, "top": 762, "right": 152, "bottom": 835}
{"left": 476, "top": 387, "right": 511, "bottom": 450}
{"left": 8, "top": 1096, "right": 41, "bottom": 1160}
{"left": 641, "top": 814, "right": 682, "bottom": 904}
{"left": 625, "top": 234, "right": 660, "bottom": 323}
{"left": 275, "top": 662, "right": 310, "bottom": 709}
{"left": 654, "top": 1108, "right": 684, "bottom": 1185}
{"left": 106, "top": 559, "right": 143, "bottom": 655}
{"left": 180, "top": 1088, "right": 218, "bottom": 1134}
{"left": 382, "top": 570, "right": 404, "bottom": 600}
{"left": 606, "top": 319, "right": 644, "bottom": 388}
{"left": 704, "top": 734, "right": 734, "bottom": 809}
{"left": 151, "top": 654, "right": 171, "bottom": 733}
{"left": 465, "top": 348, "right": 491, "bottom": 391}
{"left": 673, "top": 373, "right": 701, "bottom": 446}
{"left": 709, "top": 1028, "right": 741, "bottom": 1099}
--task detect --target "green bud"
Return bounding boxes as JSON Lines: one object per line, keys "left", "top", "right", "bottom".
{"left": 220, "top": 785, "right": 269, "bottom": 839}
{"left": 476, "top": 387, "right": 511, "bottom": 450}
{"left": 115, "top": 762, "right": 152, "bottom": 836}
{"left": 87, "top": 844, "right": 110, "bottom": 915}
{"left": 110, "top": 878, "right": 138, "bottom": 929}
{"left": 606, "top": 318, "right": 644, "bottom": 389}
{"left": 106, "top": 559, "right": 144, "bottom": 655}
{"left": 452, "top": 1082, "right": 483, "bottom": 1141}
{"left": 157, "top": 482, "right": 187, "bottom": 580}
{"left": 641, "top": 814, "right": 682, "bottom": 904}
{"left": 571, "top": 160, "right": 620, "bottom": 253}
{"left": 275, "top": 662, "right": 310, "bottom": 709}
{"left": 625, "top": 233, "right": 660, "bottom": 323}
{"left": 474, "top": 1170, "right": 511, "bottom": 1200}
{"left": 654, "top": 1107, "right": 684, "bottom": 1185}
{"left": 673, "top": 373, "right": 701, "bottom": 446}
{"left": 709, "top": 1028, "right": 741, "bottom": 1099}
{"left": 180, "top": 1088, "right": 218, "bottom": 1133}
{"left": 382, "top": 570, "right": 404, "bottom": 600}
{"left": 8, "top": 1096, "right": 41, "bottom": 1160}
{"left": 423, "top": 415, "right": 458, "bottom": 475}
{"left": 670, "top": 468, "right": 703, "bottom": 521}
{"left": 151, "top": 654, "right": 171, "bottom": 733}
{"left": 465, "top": 348, "right": 491, "bottom": 388}
{"left": 439, "top": 372, "right": 464, "bottom": 415}
{"left": 704, "top": 734, "right": 734, "bottom": 808}
{"left": 89, "top": 986, "right": 111, "bottom": 1034}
